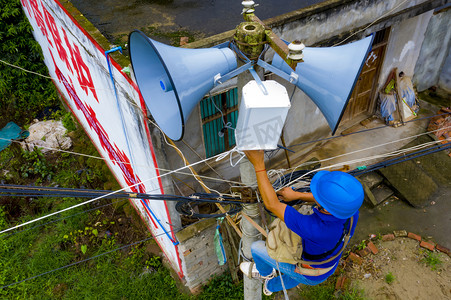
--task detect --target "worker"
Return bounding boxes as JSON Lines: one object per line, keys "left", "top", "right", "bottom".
{"left": 240, "top": 150, "right": 364, "bottom": 296}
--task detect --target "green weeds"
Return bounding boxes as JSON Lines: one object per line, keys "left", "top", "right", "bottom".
{"left": 298, "top": 275, "right": 366, "bottom": 300}
{"left": 0, "top": 0, "right": 60, "bottom": 127}
{"left": 385, "top": 272, "right": 395, "bottom": 284}
{"left": 421, "top": 251, "right": 442, "bottom": 270}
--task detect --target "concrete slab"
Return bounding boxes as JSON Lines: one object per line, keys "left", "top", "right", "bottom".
{"left": 371, "top": 184, "right": 395, "bottom": 206}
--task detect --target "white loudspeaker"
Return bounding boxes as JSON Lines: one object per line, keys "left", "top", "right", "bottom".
{"left": 129, "top": 30, "right": 237, "bottom": 141}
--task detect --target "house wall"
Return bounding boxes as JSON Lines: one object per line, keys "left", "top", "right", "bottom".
{"left": 378, "top": 11, "right": 433, "bottom": 89}
{"left": 413, "top": 8, "right": 451, "bottom": 92}
{"left": 438, "top": 50, "right": 451, "bottom": 93}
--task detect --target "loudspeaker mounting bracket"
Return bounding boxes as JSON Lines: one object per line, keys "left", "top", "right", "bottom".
{"left": 256, "top": 58, "right": 299, "bottom": 85}
{"left": 213, "top": 61, "right": 252, "bottom": 86}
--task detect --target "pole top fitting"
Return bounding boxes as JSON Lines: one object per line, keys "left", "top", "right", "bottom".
{"left": 242, "top": 0, "right": 258, "bottom": 14}
{"left": 287, "top": 40, "right": 305, "bottom": 61}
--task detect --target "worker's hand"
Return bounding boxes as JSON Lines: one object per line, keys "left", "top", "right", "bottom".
{"left": 276, "top": 187, "right": 299, "bottom": 202}
{"left": 243, "top": 150, "right": 265, "bottom": 170}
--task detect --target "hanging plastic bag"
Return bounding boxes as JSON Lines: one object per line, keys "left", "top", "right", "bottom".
{"left": 214, "top": 218, "right": 227, "bottom": 266}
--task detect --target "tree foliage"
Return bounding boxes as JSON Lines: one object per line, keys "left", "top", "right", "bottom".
{"left": 0, "top": 0, "right": 59, "bottom": 127}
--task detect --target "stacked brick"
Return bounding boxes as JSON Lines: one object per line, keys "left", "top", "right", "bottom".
{"left": 427, "top": 107, "right": 451, "bottom": 156}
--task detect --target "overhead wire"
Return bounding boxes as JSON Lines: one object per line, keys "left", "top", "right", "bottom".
{"left": 2, "top": 2, "right": 442, "bottom": 289}
{"left": 276, "top": 136, "right": 451, "bottom": 190}
{"left": 0, "top": 137, "right": 245, "bottom": 187}
{"left": 1, "top": 45, "right": 448, "bottom": 187}
{"left": 0, "top": 146, "right": 246, "bottom": 235}
{"left": 286, "top": 112, "right": 450, "bottom": 150}
{"left": 0, "top": 58, "right": 114, "bottom": 93}
{"left": 3, "top": 128, "right": 448, "bottom": 236}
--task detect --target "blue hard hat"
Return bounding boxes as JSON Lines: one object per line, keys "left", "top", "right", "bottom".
{"left": 310, "top": 171, "right": 364, "bottom": 219}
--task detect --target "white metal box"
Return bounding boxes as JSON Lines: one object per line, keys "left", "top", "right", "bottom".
{"left": 235, "top": 80, "right": 291, "bottom": 150}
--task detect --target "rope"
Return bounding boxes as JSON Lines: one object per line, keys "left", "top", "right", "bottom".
{"left": 286, "top": 112, "right": 450, "bottom": 150}
{"left": 276, "top": 261, "right": 290, "bottom": 300}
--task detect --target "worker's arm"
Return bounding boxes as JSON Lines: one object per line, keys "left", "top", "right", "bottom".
{"left": 244, "top": 150, "right": 287, "bottom": 221}
{"left": 277, "top": 187, "right": 316, "bottom": 203}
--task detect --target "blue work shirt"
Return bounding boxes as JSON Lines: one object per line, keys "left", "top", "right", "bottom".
{"left": 284, "top": 205, "right": 359, "bottom": 281}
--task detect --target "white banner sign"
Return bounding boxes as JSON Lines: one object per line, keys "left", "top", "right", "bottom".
{"left": 20, "top": 0, "right": 183, "bottom": 276}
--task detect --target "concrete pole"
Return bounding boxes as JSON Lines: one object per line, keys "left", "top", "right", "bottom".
{"left": 240, "top": 159, "right": 262, "bottom": 299}
{"left": 238, "top": 78, "right": 262, "bottom": 297}
{"left": 235, "top": 21, "right": 266, "bottom": 300}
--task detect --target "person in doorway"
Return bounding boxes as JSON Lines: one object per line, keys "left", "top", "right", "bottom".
{"left": 240, "top": 150, "right": 364, "bottom": 296}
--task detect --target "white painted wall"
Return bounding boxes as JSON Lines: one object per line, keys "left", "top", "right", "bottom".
{"left": 379, "top": 11, "right": 433, "bottom": 88}
{"left": 413, "top": 9, "right": 451, "bottom": 92}
{"left": 438, "top": 50, "right": 451, "bottom": 93}
{"left": 20, "top": 0, "right": 183, "bottom": 276}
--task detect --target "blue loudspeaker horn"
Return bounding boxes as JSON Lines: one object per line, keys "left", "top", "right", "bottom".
{"left": 129, "top": 30, "right": 237, "bottom": 141}
{"left": 271, "top": 35, "right": 374, "bottom": 135}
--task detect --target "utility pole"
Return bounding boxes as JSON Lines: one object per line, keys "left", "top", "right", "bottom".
{"left": 236, "top": 2, "right": 303, "bottom": 298}
{"left": 238, "top": 68, "right": 263, "bottom": 300}
{"left": 235, "top": 8, "right": 266, "bottom": 300}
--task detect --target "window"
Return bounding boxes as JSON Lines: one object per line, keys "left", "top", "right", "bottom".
{"left": 200, "top": 88, "right": 238, "bottom": 158}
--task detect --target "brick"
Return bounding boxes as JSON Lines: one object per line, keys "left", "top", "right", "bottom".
{"left": 189, "top": 284, "right": 203, "bottom": 295}
{"left": 335, "top": 276, "right": 345, "bottom": 290}
{"left": 382, "top": 234, "right": 395, "bottom": 241}
{"left": 357, "top": 247, "right": 371, "bottom": 257}
{"left": 407, "top": 232, "right": 422, "bottom": 242}
{"left": 426, "top": 240, "right": 436, "bottom": 248}
{"left": 435, "top": 244, "right": 450, "bottom": 255}
{"left": 367, "top": 241, "right": 379, "bottom": 254}
{"left": 420, "top": 241, "right": 435, "bottom": 251}
{"left": 347, "top": 252, "right": 363, "bottom": 265}
{"left": 393, "top": 230, "right": 408, "bottom": 237}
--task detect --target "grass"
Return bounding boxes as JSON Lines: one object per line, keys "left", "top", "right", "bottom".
{"left": 298, "top": 274, "right": 366, "bottom": 300}
{"left": 421, "top": 251, "right": 443, "bottom": 270}
{"left": 385, "top": 272, "right": 395, "bottom": 284}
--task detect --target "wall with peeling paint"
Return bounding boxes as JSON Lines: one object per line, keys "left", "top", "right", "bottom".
{"left": 413, "top": 8, "right": 451, "bottom": 92}
{"left": 438, "top": 51, "right": 451, "bottom": 93}
{"left": 378, "top": 11, "right": 433, "bottom": 88}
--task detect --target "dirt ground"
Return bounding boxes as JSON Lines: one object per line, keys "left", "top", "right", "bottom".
{"left": 344, "top": 237, "right": 451, "bottom": 300}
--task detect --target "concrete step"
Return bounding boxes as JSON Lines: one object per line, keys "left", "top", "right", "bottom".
{"left": 371, "top": 184, "right": 395, "bottom": 206}
{"left": 357, "top": 172, "right": 384, "bottom": 190}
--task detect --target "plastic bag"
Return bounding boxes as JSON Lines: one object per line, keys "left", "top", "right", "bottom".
{"left": 214, "top": 220, "right": 227, "bottom": 266}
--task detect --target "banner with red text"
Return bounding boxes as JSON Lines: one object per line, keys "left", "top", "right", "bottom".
{"left": 20, "top": 0, "right": 183, "bottom": 276}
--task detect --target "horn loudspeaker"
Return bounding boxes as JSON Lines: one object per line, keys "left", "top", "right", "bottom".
{"left": 129, "top": 30, "right": 237, "bottom": 141}
{"left": 271, "top": 35, "right": 374, "bottom": 134}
